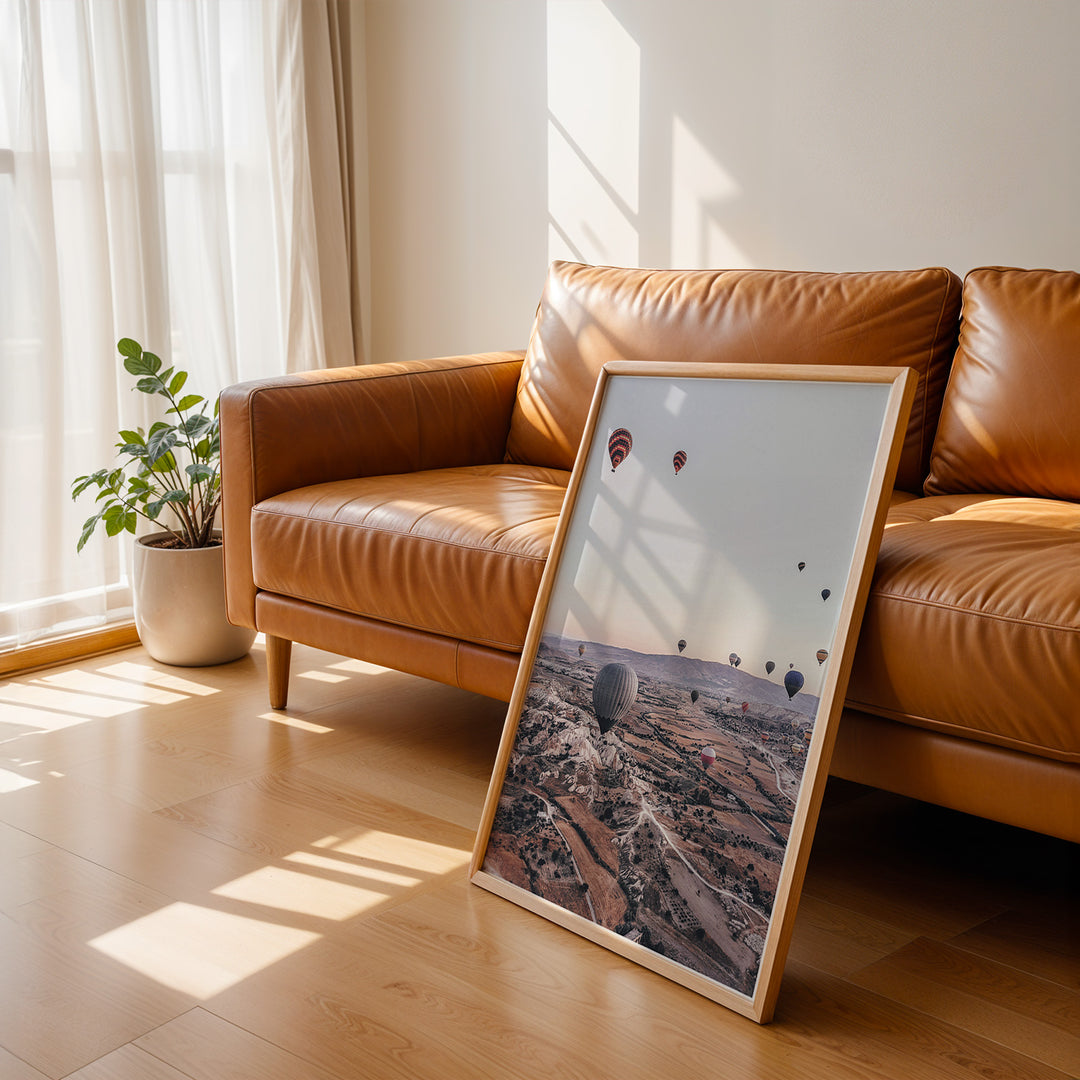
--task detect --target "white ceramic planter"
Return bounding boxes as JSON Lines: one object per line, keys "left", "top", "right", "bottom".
{"left": 133, "top": 531, "right": 255, "bottom": 666}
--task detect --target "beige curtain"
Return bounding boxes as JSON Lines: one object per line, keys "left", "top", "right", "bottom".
{"left": 0, "top": 0, "right": 369, "bottom": 650}
{"left": 270, "top": 0, "right": 369, "bottom": 371}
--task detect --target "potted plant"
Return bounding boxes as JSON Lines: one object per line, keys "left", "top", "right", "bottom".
{"left": 72, "top": 337, "right": 254, "bottom": 666}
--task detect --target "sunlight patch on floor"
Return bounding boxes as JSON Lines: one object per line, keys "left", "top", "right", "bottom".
{"left": 0, "top": 766, "right": 39, "bottom": 792}
{"left": 88, "top": 901, "right": 320, "bottom": 999}
{"left": 260, "top": 712, "right": 335, "bottom": 734}
{"left": 212, "top": 862, "right": 412, "bottom": 921}
{"left": 296, "top": 669, "right": 348, "bottom": 684}
{"left": 97, "top": 661, "right": 222, "bottom": 696}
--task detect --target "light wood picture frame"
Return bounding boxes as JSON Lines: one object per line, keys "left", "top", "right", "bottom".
{"left": 471, "top": 362, "right": 915, "bottom": 1023}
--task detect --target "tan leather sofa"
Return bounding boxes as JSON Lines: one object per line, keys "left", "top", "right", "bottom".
{"left": 220, "top": 262, "right": 1080, "bottom": 844}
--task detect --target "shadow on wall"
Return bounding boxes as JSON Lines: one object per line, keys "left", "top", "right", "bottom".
{"left": 545, "top": 0, "right": 769, "bottom": 273}
{"left": 546, "top": 0, "right": 1080, "bottom": 274}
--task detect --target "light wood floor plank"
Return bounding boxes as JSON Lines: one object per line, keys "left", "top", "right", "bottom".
{"left": 785, "top": 893, "right": 920, "bottom": 977}
{"left": 0, "top": 642, "right": 1074, "bottom": 1080}
{"left": 850, "top": 937, "right": 1080, "bottom": 1075}
{"left": 0, "top": 1045, "right": 50, "bottom": 1080}
{"left": 62, "top": 1043, "right": 195, "bottom": 1080}
{"left": 134, "top": 1008, "right": 345, "bottom": 1080}
{"left": 949, "top": 904, "right": 1080, "bottom": 991}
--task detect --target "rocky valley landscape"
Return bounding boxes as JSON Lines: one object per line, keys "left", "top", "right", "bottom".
{"left": 483, "top": 634, "right": 822, "bottom": 996}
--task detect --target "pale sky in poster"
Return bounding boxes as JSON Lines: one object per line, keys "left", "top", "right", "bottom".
{"left": 543, "top": 374, "right": 893, "bottom": 699}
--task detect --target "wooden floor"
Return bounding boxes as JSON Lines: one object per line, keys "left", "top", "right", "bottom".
{"left": 0, "top": 639, "right": 1076, "bottom": 1080}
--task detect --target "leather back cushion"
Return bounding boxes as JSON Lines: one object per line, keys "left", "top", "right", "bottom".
{"left": 925, "top": 267, "right": 1080, "bottom": 499}
{"left": 506, "top": 262, "right": 961, "bottom": 493}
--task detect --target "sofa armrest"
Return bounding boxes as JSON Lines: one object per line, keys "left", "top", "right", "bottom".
{"left": 219, "top": 351, "right": 525, "bottom": 628}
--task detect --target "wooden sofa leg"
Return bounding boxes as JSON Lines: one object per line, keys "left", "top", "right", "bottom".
{"left": 266, "top": 635, "right": 292, "bottom": 710}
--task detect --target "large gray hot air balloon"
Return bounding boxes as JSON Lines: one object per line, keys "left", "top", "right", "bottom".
{"left": 592, "top": 663, "right": 638, "bottom": 734}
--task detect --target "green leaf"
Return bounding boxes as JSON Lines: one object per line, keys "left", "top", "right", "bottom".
{"left": 170, "top": 371, "right": 189, "bottom": 397}
{"left": 136, "top": 376, "right": 165, "bottom": 395}
{"left": 146, "top": 427, "right": 178, "bottom": 463}
{"left": 118, "top": 429, "right": 145, "bottom": 446}
{"left": 182, "top": 414, "right": 211, "bottom": 439}
{"left": 71, "top": 471, "right": 106, "bottom": 499}
{"left": 175, "top": 393, "right": 203, "bottom": 412}
{"left": 117, "top": 442, "right": 148, "bottom": 458}
{"left": 142, "top": 351, "right": 163, "bottom": 374}
{"left": 105, "top": 513, "right": 126, "bottom": 537}
{"left": 186, "top": 463, "right": 215, "bottom": 483}
{"left": 76, "top": 514, "right": 103, "bottom": 553}
{"left": 150, "top": 450, "right": 177, "bottom": 474}
{"left": 124, "top": 511, "right": 138, "bottom": 534}
{"left": 128, "top": 476, "right": 151, "bottom": 492}
{"left": 146, "top": 490, "right": 188, "bottom": 518}
{"left": 117, "top": 338, "right": 142, "bottom": 359}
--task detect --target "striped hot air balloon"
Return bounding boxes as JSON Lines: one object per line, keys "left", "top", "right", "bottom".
{"left": 607, "top": 428, "right": 633, "bottom": 472}
{"left": 592, "top": 663, "right": 638, "bottom": 734}
{"left": 816, "top": 649, "right": 829, "bottom": 665}
{"left": 673, "top": 450, "right": 687, "bottom": 475}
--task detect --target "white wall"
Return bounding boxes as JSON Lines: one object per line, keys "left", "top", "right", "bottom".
{"left": 364, "top": 0, "right": 1080, "bottom": 364}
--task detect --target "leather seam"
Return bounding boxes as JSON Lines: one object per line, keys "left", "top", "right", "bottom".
{"left": 871, "top": 590, "right": 1080, "bottom": 634}
{"left": 256, "top": 584, "right": 523, "bottom": 652}
{"left": 247, "top": 356, "right": 524, "bottom": 407}
{"left": 921, "top": 270, "right": 957, "bottom": 478}
{"left": 844, "top": 698, "right": 1078, "bottom": 763}
{"left": 251, "top": 507, "right": 552, "bottom": 562}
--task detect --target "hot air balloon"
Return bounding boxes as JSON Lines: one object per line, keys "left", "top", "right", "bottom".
{"left": 765, "top": 660, "right": 775, "bottom": 676}
{"left": 677, "top": 639, "right": 687, "bottom": 653}
{"left": 816, "top": 649, "right": 828, "bottom": 665}
{"left": 784, "top": 668, "right": 805, "bottom": 699}
{"left": 798, "top": 561, "right": 806, "bottom": 572}
{"left": 700, "top": 746, "right": 716, "bottom": 768}
{"left": 741, "top": 701, "right": 749, "bottom": 714}
{"left": 592, "top": 663, "right": 638, "bottom": 734}
{"left": 578, "top": 643, "right": 586, "bottom": 657}
{"left": 729, "top": 652, "right": 741, "bottom": 668}
{"left": 673, "top": 450, "right": 687, "bottom": 475}
{"left": 821, "top": 588, "right": 831, "bottom": 602}
{"left": 690, "top": 689, "right": 700, "bottom": 704}
{"left": 607, "top": 428, "right": 632, "bottom": 472}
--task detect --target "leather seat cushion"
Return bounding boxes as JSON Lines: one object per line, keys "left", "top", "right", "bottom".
{"left": 848, "top": 494, "right": 1080, "bottom": 763}
{"left": 250, "top": 465, "right": 570, "bottom": 651}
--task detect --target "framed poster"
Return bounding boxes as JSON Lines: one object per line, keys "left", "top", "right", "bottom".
{"left": 470, "top": 362, "right": 915, "bottom": 1023}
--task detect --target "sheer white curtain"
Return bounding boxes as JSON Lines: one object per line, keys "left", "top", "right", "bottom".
{"left": 0, "top": 0, "right": 360, "bottom": 651}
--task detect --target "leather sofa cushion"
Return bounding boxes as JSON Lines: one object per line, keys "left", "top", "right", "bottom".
{"left": 847, "top": 494, "right": 1080, "bottom": 763}
{"left": 926, "top": 267, "right": 1080, "bottom": 499}
{"left": 506, "top": 261, "right": 962, "bottom": 493}
{"left": 250, "top": 465, "right": 570, "bottom": 652}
